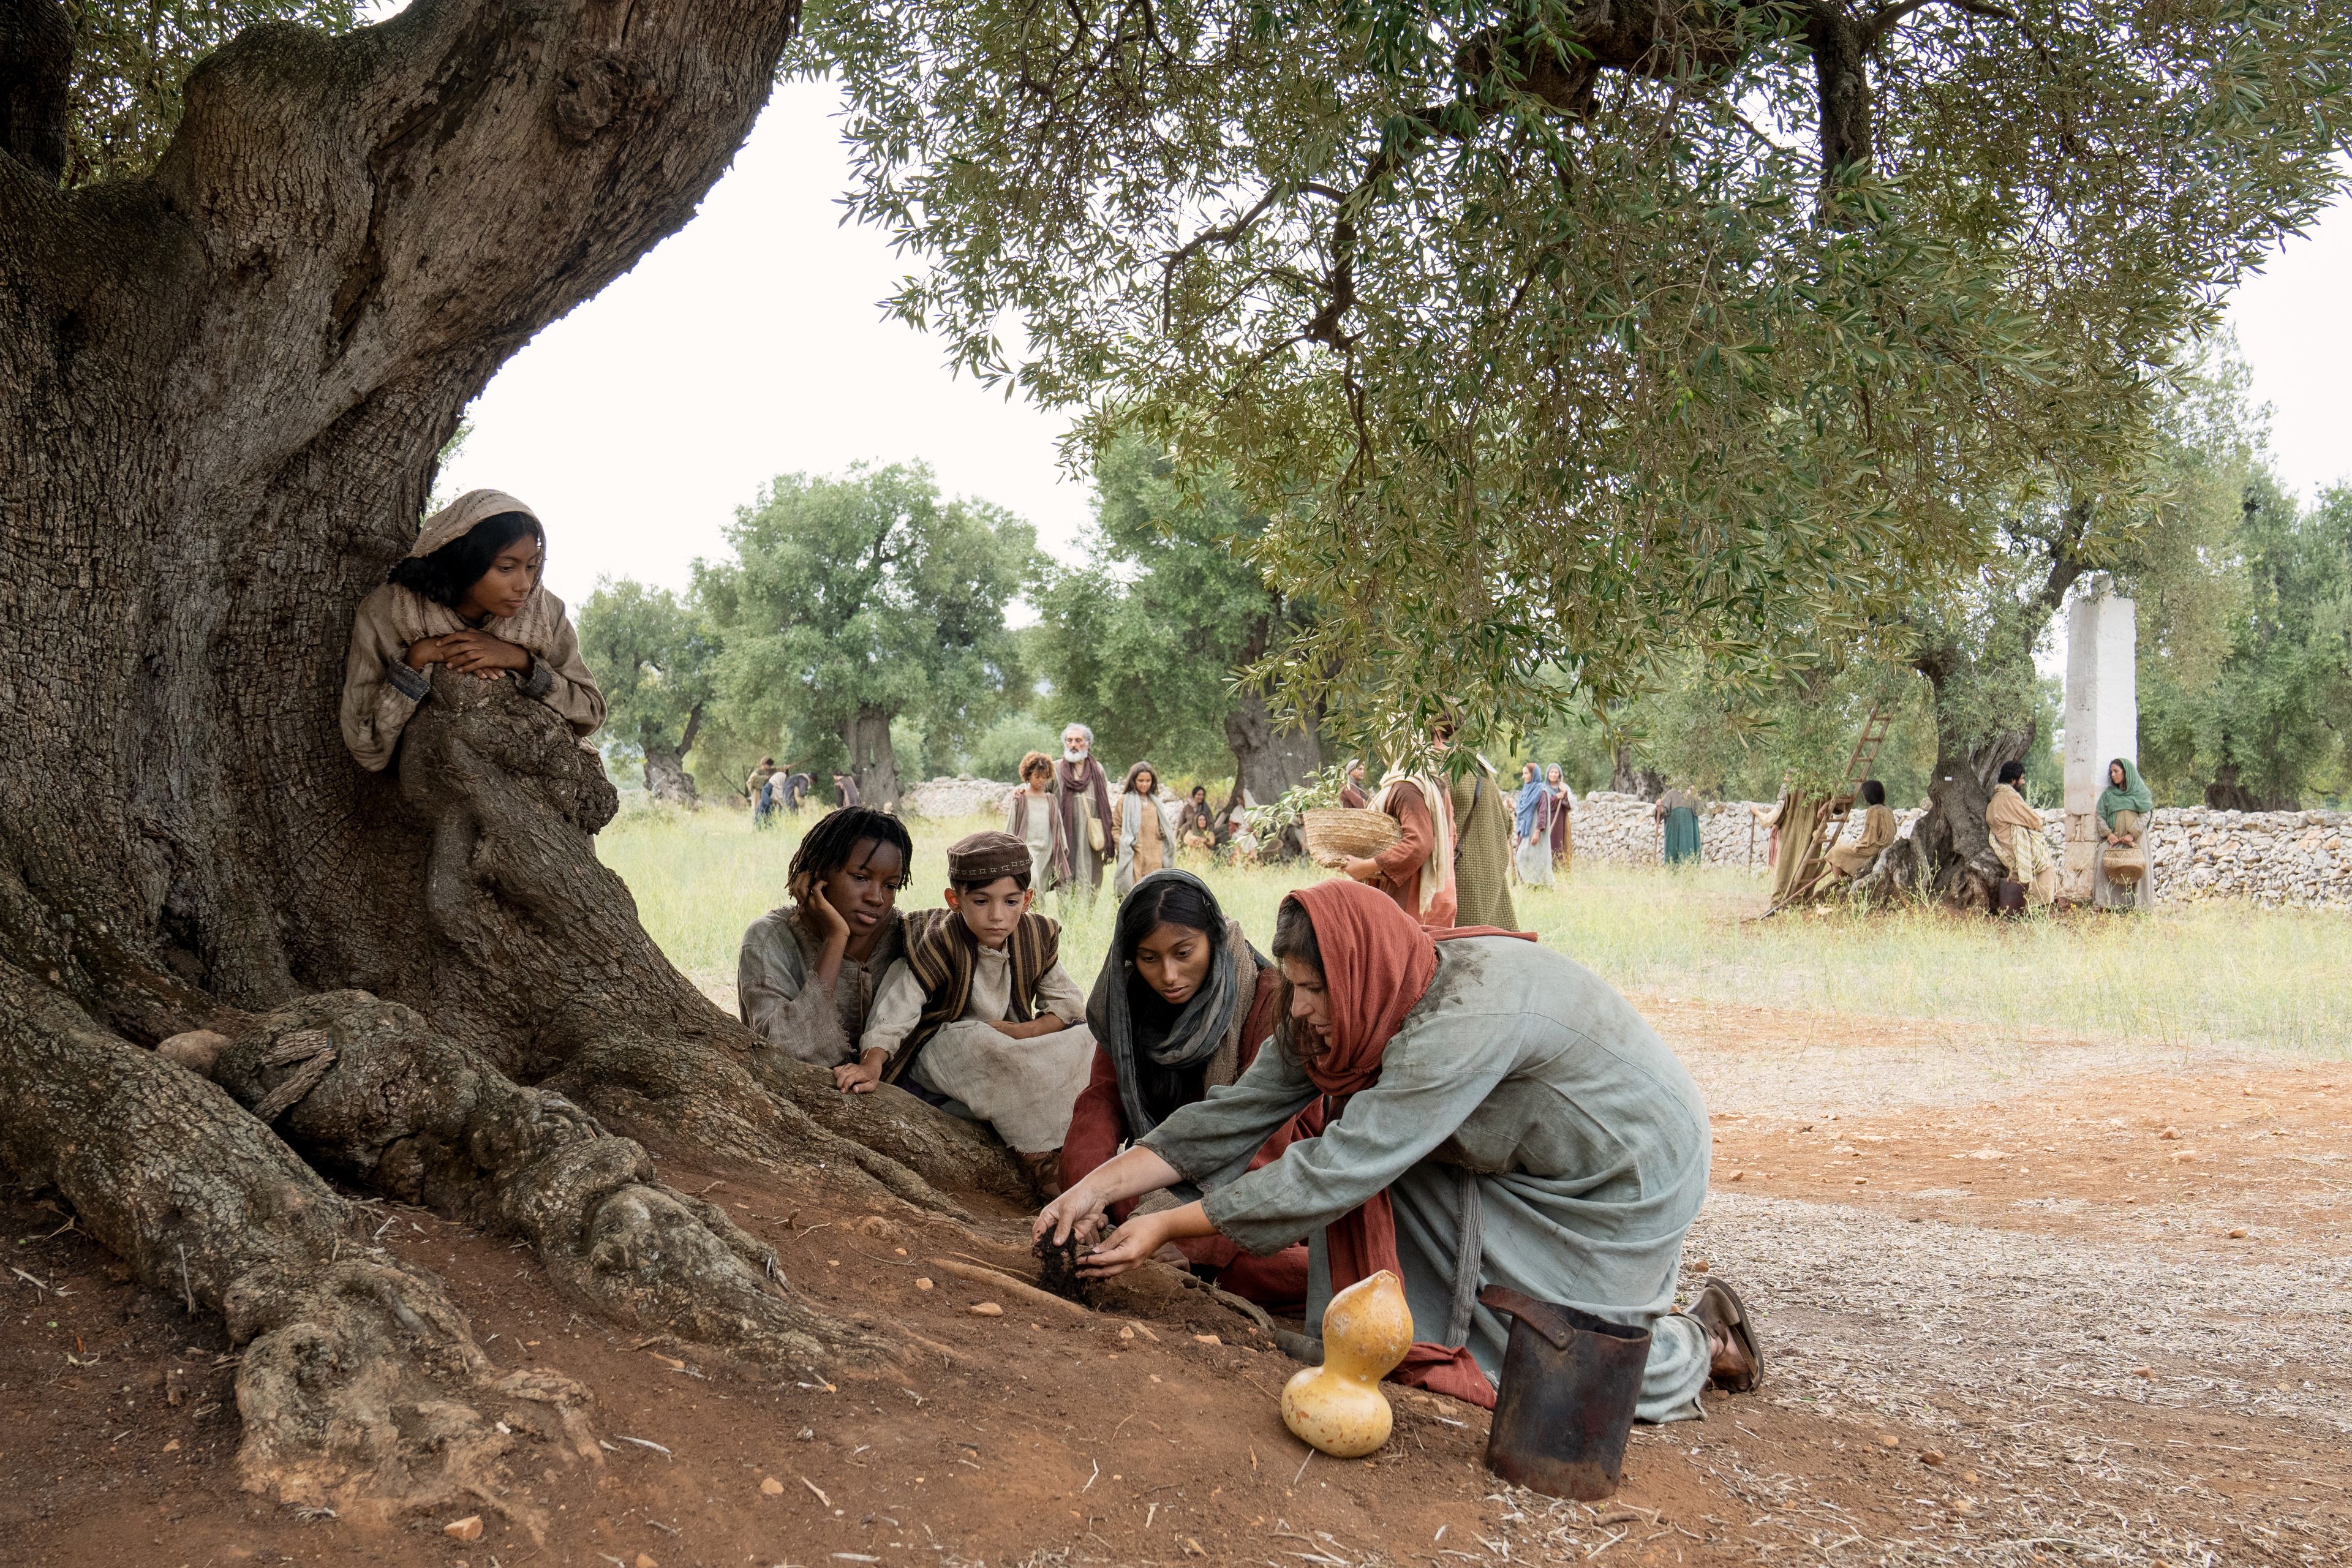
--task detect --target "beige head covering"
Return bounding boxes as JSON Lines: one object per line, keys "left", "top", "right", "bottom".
{"left": 410, "top": 489, "right": 539, "bottom": 559}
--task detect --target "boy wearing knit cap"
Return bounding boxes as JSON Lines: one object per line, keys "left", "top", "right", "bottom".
{"left": 839, "top": 830, "right": 1093, "bottom": 1193}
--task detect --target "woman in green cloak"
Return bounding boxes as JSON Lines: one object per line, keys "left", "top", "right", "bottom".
{"left": 1654, "top": 783, "right": 1703, "bottom": 867}
{"left": 2093, "top": 757, "right": 2156, "bottom": 910}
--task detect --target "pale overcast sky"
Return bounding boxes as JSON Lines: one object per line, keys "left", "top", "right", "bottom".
{"left": 443, "top": 76, "right": 2351, "bottom": 611}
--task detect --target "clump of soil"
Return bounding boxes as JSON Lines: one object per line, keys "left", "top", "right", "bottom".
{"left": 1032, "top": 1231, "right": 1098, "bottom": 1306}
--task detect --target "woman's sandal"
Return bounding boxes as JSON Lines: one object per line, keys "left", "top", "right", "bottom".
{"left": 1689, "top": 1277, "right": 1763, "bottom": 1393}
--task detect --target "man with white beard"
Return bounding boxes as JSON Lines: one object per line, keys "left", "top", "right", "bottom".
{"left": 1052, "top": 723, "right": 1115, "bottom": 907}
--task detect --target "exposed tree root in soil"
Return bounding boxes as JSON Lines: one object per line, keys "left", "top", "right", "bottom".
{"left": 205, "top": 990, "right": 881, "bottom": 1373}
{"left": 0, "top": 966, "right": 597, "bottom": 1529}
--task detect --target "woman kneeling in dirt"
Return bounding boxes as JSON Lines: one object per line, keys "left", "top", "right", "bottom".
{"left": 340, "top": 489, "right": 606, "bottom": 771}
{"left": 1061, "top": 870, "right": 1311, "bottom": 1313}
{"left": 1037, "top": 878, "right": 1758, "bottom": 1419}
{"left": 737, "top": 808, "right": 915, "bottom": 1065}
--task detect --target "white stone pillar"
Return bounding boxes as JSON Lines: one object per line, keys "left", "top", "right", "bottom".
{"left": 2062, "top": 584, "right": 2138, "bottom": 899}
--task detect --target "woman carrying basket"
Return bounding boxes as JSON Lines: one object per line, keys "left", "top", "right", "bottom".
{"left": 2092, "top": 757, "right": 2156, "bottom": 910}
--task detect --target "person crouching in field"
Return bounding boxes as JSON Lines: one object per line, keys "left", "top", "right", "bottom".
{"left": 839, "top": 831, "right": 1095, "bottom": 1194}
{"left": 1062, "top": 870, "right": 1310, "bottom": 1311}
{"left": 340, "top": 489, "right": 605, "bottom": 771}
{"left": 1038, "top": 878, "right": 1761, "bottom": 1417}
{"left": 737, "top": 808, "right": 914, "bottom": 1063}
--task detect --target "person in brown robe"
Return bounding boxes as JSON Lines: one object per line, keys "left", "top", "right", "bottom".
{"left": 1053, "top": 723, "right": 1115, "bottom": 903}
{"left": 1337, "top": 759, "right": 1371, "bottom": 810}
{"left": 1811, "top": 779, "right": 1896, "bottom": 895}
{"left": 1343, "top": 769, "right": 1450, "bottom": 925}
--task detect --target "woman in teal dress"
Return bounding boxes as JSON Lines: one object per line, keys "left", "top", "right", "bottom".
{"left": 1654, "top": 785, "right": 1702, "bottom": 867}
{"left": 2093, "top": 757, "right": 2156, "bottom": 910}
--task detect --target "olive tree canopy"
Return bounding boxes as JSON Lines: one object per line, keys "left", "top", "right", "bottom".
{"left": 813, "top": 0, "right": 2352, "bottom": 749}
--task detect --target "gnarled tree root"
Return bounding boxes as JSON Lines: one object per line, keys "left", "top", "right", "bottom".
{"left": 0, "top": 965, "right": 594, "bottom": 1530}
{"left": 211, "top": 990, "right": 881, "bottom": 1372}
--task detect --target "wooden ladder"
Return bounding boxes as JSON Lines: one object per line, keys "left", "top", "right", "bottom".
{"left": 1772, "top": 707, "right": 1894, "bottom": 911}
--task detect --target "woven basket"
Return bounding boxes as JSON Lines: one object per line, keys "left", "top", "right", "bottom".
{"left": 1302, "top": 807, "right": 1401, "bottom": 869}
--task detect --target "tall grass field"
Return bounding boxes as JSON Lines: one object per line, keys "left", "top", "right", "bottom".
{"left": 598, "top": 803, "right": 2352, "bottom": 1058}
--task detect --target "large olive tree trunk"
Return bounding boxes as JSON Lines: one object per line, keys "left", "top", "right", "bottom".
{"left": 0, "top": 0, "right": 1021, "bottom": 1520}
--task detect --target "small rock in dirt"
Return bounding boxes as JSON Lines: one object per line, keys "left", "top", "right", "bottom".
{"left": 1129, "top": 1321, "right": 1160, "bottom": 1342}
{"left": 914, "top": 1276, "right": 935, "bottom": 1291}
{"left": 760, "top": 1476, "right": 785, "bottom": 1496}
{"left": 1726, "top": 1170, "right": 1745, "bottom": 1182}
{"left": 635, "top": 1555, "right": 659, "bottom": 1568}
{"left": 969, "top": 1302, "right": 1004, "bottom": 1317}
{"left": 444, "top": 1515, "right": 484, "bottom": 1542}
{"left": 1687, "top": 1258, "right": 1710, "bottom": 1273}
{"left": 157, "top": 1029, "right": 229, "bottom": 1076}
{"left": 1950, "top": 1499, "right": 1973, "bottom": 1515}
{"left": 2131, "top": 1366, "right": 2154, "bottom": 1378}
{"left": 2169, "top": 1151, "right": 2196, "bottom": 1163}
{"left": 2227, "top": 1227, "right": 2247, "bottom": 1238}
{"left": 1193, "top": 1333, "right": 1220, "bottom": 1346}
{"left": 162, "top": 1439, "right": 179, "bottom": 1453}
{"left": 1877, "top": 1434, "right": 1899, "bottom": 1449}
{"left": 1920, "top": 1449, "right": 1945, "bottom": 1465}
{"left": 1118, "top": 1326, "right": 1136, "bottom": 1341}
{"left": 2160, "top": 1126, "right": 2179, "bottom": 1140}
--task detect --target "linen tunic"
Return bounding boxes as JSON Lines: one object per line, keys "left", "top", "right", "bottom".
{"left": 1139, "top": 935, "right": 1714, "bottom": 1420}
{"left": 861, "top": 944, "right": 1094, "bottom": 1152}
{"left": 736, "top": 907, "right": 903, "bottom": 1066}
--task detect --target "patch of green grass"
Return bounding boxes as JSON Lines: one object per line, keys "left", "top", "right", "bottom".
{"left": 598, "top": 805, "right": 2351, "bottom": 1057}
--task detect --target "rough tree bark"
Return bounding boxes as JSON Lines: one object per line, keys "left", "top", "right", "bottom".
{"left": 641, "top": 701, "right": 704, "bottom": 804}
{"left": 0, "top": 0, "right": 1023, "bottom": 1518}
{"left": 1226, "top": 612, "right": 1324, "bottom": 803}
{"left": 841, "top": 704, "right": 902, "bottom": 808}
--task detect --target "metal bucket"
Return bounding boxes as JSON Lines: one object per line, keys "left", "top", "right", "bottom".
{"left": 1479, "top": 1285, "right": 1651, "bottom": 1501}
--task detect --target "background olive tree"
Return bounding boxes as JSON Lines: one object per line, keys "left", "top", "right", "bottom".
{"left": 696, "top": 463, "right": 1039, "bottom": 808}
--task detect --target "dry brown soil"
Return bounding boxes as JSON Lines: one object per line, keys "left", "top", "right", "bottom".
{"left": 4, "top": 1000, "right": 2345, "bottom": 1567}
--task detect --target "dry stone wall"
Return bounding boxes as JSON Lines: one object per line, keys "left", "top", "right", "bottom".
{"left": 902, "top": 775, "right": 1019, "bottom": 821}
{"left": 1556, "top": 790, "right": 2352, "bottom": 907}
{"left": 2149, "top": 809, "right": 2352, "bottom": 907}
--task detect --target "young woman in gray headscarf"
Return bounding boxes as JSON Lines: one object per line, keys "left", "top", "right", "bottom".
{"left": 1059, "top": 870, "right": 1306, "bottom": 1309}
{"left": 339, "top": 489, "right": 605, "bottom": 771}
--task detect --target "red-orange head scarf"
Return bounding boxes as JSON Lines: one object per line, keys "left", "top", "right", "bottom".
{"left": 1281, "top": 878, "right": 1534, "bottom": 1408}
{"left": 1284, "top": 878, "right": 1531, "bottom": 1093}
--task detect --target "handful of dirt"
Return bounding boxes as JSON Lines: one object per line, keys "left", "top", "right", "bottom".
{"left": 1032, "top": 1232, "right": 1099, "bottom": 1307}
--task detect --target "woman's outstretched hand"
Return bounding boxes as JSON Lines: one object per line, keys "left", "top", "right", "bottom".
{"left": 1034, "top": 1182, "right": 1110, "bottom": 1248}
{"left": 1076, "top": 1210, "right": 1178, "bottom": 1278}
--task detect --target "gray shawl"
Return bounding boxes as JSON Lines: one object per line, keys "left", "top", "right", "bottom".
{"left": 1085, "top": 869, "right": 1251, "bottom": 1139}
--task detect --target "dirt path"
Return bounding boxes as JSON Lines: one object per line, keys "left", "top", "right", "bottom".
{"left": 4, "top": 1004, "right": 2346, "bottom": 1567}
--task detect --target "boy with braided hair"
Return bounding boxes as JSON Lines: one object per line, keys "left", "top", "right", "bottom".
{"left": 840, "top": 831, "right": 1094, "bottom": 1193}
{"left": 737, "top": 807, "right": 915, "bottom": 1066}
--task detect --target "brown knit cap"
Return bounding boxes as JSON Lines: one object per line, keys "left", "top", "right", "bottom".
{"left": 947, "top": 831, "right": 1033, "bottom": 886}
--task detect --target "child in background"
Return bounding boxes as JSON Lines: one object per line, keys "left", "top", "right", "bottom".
{"left": 837, "top": 831, "right": 1094, "bottom": 1193}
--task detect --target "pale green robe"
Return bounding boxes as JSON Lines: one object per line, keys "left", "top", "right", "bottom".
{"left": 1140, "top": 936, "right": 1714, "bottom": 1422}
